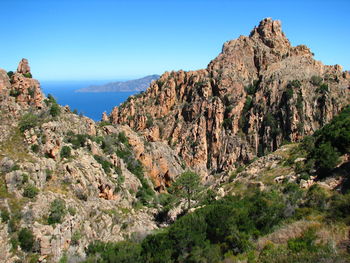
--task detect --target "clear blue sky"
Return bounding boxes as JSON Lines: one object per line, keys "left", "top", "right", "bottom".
{"left": 1, "top": 0, "right": 349, "bottom": 81}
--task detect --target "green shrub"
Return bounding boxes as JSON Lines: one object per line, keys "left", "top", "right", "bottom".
{"left": 85, "top": 241, "right": 142, "bottom": 263}
{"left": 66, "top": 133, "right": 90, "bottom": 149}
{"left": 23, "top": 72, "right": 32, "bottom": 78}
{"left": 0, "top": 208, "right": 10, "bottom": 222}
{"left": 18, "top": 228, "right": 34, "bottom": 252}
{"left": 47, "top": 94, "right": 57, "bottom": 104}
{"left": 304, "top": 184, "right": 328, "bottom": 211}
{"left": 60, "top": 146, "right": 72, "bottom": 159}
{"left": 71, "top": 231, "right": 81, "bottom": 246}
{"left": 48, "top": 199, "right": 66, "bottom": 225}
{"left": 311, "top": 75, "right": 323, "bottom": 86}
{"left": 118, "top": 132, "right": 129, "bottom": 145}
{"left": 30, "top": 144, "right": 39, "bottom": 153}
{"left": 328, "top": 193, "right": 350, "bottom": 223}
{"left": 50, "top": 103, "right": 61, "bottom": 117}
{"left": 9, "top": 89, "right": 21, "bottom": 97}
{"left": 99, "top": 121, "right": 111, "bottom": 127}
{"left": 94, "top": 155, "right": 112, "bottom": 173}
{"left": 23, "top": 184, "right": 39, "bottom": 198}
{"left": 244, "top": 80, "right": 259, "bottom": 95}
{"left": 146, "top": 115, "right": 154, "bottom": 128}
{"left": 7, "top": 71, "right": 14, "bottom": 78}
{"left": 284, "top": 88, "right": 294, "bottom": 100}
{"left": 289, "top": 80, "right": 301, "bottom": 88}
{"left": 10, "top": 237, "right": 19, "bottom": 250}
{"left": 28, "top": 87, "right": 35, "bottom": 98}
{"left": 19, "top": 113, "right": 39, "bottom": 132}
{"left": 317, "top": 83, "right": 329, "bottom": 94}
{"left": 312, "top": 142, "right": 340, "bottom": 176}
{"left": 222, "top": 118, "right": 232, "bottom": 130}
{"left": 287, "top": 228, "right": 318, "bottom": 252}
{"left": 68, "top": 206, "right": 77, "bottom": 216}
{"left": 239, "top": 96, "right": 253, "bottom": 131}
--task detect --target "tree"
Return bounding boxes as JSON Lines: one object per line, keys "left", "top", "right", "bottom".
{"left": 171, "top": 171, "right": 202, "bottom": 211}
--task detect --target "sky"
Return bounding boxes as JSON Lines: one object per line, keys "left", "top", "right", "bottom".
{"left": 0, "top": 0, "right": 349, "bottom": 81}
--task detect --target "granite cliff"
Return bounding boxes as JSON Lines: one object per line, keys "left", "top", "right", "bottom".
{"left": 0, "top": 18, "right": 349, "bottom": 262}
{"left": 108, "top": 18, "right": 350, "bottom": 178}
{"left": 0, "top": 60, "right": 182, "bottom": 262}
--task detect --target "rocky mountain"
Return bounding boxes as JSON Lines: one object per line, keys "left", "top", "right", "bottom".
{"left": 0, "top": 18, "right": 349, "bottom": 263}
{"left": 108, "top": 18, "right": 350, "bottom": 179}
{"left": 76, "top": 75, "right": 160, "bottom": 93}
{"left": 0, "top": 61, "right": 182, "bottom": 262}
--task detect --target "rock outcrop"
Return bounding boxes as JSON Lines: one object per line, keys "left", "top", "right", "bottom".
{"left": 1, "top": 59, "right": 44, "bottom": 109}
{"left": 17, "top": 58, "right": 31, "bottom": 75}
{"left": 108, "top": 18, "right": 350, "bottom": 177}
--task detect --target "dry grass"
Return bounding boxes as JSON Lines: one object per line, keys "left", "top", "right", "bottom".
{"left": 0, "top": 127, "right": 33, "bottom": 162}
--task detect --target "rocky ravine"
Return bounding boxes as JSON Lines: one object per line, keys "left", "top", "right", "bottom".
{"left": 0, "top": 60, "right": 183, "bottom": 262}
{"left": 108, "top": 18, "right": 350, "bottom": 178}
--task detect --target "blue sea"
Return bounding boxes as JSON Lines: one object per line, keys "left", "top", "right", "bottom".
{"left": 40, "top": 80, "right": 137, "bottom": 121}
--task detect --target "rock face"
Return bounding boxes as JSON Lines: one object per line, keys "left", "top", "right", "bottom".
{"left": 109, "top": 18, "right": 350, "bottom": 177}
{"left": 1, "top": 59, "right": 44, "bottom": 109}
{"left": 0, "top": 60, "right": 183, "bottom": 262}
{"left": 17, "top": 58, "right": 31, "bottom": 74}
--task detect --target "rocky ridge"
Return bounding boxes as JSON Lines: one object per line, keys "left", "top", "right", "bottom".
{"left": 0, "top": 60, "right": 183, "bottom": 262}
{"left": 108, "top": 18, "right": 350, "bottom": 178}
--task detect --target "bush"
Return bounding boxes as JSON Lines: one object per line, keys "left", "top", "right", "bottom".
{"left": 18, "top": 228, "right": 34, "bottom": 252}
{"left": 94, "top": 155, "right": 112, "bottom": 173}
{"left": 118, "top": 132, "right": 129, "bottom": 145}
{"left": 48, "top": 199, "right": 66, "bottom": 225}
{"left": 9, "top": 89, "right": 21, "bottom": 97}
{"left": 7, "top": 71, "right": 14, "bottom": 78}
{"left": 311, "top": 75, "right": 323, "bottom": 86}
{"left": 23, "top": 184, "right": 39, "bottom": 198}
{"left": 23, "top": 72, "right": 32, "bottom": 78}
{"left": 284, "top": 88, "right": 294, "bottom": 100}
{"left": 287, "top": 228, "right": 318, "bottom": 252}
{"left": 146, "top": 115, "right": 154, "bottom": 128}
{"left": 304, "top": 184, "right": 328, "bottom": 211}
{"left": 66, "top": 133, "right": 90, "bottom": 149}
{"left": 60, "top": 146, "right": 72, "bottom": 159}
{"left": 50, "top": 103, "right": 61, "bottom": 117}
{"left": 290, "top": 80, "right": 301, "bottom": 88}
{"left": 328, "top": 193, "right": 350, "bottom": 222}
{"left": 244, "top": 80, "right": 259, "bottom": 95}
{"left": 71, "top": 231, "right": 81, "bottom": 246}
{"left": 317, "top": 83, "right": 329, "bottom": 94}
{"left": 30, "top": 144, "right": 39, "bottom": 153}
{"left": 85, "top": 241, "right": 142, "bottom": 263}
{"left": 222, "top": 118, "right": 232, "bottom": 130}
{"left": 312, "top": 142, "right": 340, "bottom": 176}
{"left": 0, "top": 208, "right": 10, "bottom": 223}
{"left": 19, "top": 113, "right": 39, "bottom": 132}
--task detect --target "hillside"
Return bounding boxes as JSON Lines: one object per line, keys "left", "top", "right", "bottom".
{"left": 0, "top": 18, "right": 349, "bottom": 263}
{"left": 108, "top": 18, "right": 350, "bottom": 181}
{"left": 76, "top": 75, "right": 160, "bottom": 93}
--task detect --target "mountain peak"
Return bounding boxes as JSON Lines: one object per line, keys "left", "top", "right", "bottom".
{"left": 250, "top": 18, "right": 290, "bottom": 49}
{"left": 17, "top": 58, "right": 31, "bottom": 75}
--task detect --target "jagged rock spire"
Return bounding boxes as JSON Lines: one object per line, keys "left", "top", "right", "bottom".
{"left": 17, "top": 58, "right": 31, "bottom": 74}
{"left": 250, "top": 18, "right": 290, "bottom": 49}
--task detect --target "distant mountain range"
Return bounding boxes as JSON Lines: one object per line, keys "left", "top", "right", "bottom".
{"left": 76, "top": 74, "right": 160, "bottom": 92}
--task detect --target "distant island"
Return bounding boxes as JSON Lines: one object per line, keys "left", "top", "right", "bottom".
{"left": 76, "top": 74, "right": 160, "bottom": 92}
